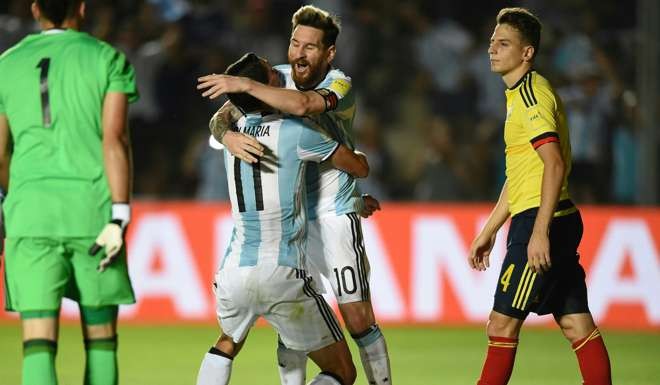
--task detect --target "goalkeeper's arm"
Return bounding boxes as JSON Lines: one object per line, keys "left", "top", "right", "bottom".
{"left": 0, "top": 114, "right": 10, "bottom": 258}
{"left": 90, "top": 92, "right": 132, "bottom": 271}
{"left": 0, "top": 114, "right": 9, "bottom": 191}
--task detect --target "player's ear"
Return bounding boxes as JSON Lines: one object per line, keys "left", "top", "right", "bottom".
{"left": 325, "top": 44, "right": 336, "bottom": 64}
{"left": 31, "top": 1, "right": 41, "bottom": 22}
{"left": 79, "top": 1, "right": 86, "bottom": 19}
{"left": 522, "top": 45, "right": 535, "bottom": 62}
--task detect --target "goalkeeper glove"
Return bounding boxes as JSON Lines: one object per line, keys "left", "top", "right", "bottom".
{"left": 89, "top": 203, "right": 130, "bottom": 272}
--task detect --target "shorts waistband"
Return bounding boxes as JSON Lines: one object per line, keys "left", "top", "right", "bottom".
{"left": 514, "top": 199, "right": 577, "bottom": 219}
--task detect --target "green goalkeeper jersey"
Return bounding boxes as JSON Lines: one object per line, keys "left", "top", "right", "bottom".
{"left": 0, "top": 29, "right": 138, "bottom": 237}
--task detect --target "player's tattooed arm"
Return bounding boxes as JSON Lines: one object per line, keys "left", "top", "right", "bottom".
{"left": 209, "top": 101, "right": 241, "bottom": 142}
{"left": 210, "top": 101, "right": 264, "bottom": 164}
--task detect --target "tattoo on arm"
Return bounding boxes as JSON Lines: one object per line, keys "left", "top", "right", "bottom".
{"left": 209, "top": 103, "right": 242, "bottom": 141}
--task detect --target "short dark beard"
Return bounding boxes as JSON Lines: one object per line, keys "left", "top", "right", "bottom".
{"left": 291, "top": 62, "right": 329, "bottom": 90}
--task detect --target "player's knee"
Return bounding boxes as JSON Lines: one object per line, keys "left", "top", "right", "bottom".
{"left": 339, "top": 302, "right": 375, "bottom": 334}
{"left": 22, "top": 315, "right": 59, "bottom": 341}
{"left": 83, "top": 323, "right": 115, "bottom": 339}
{"left": 559, "top": 324, "right": 583, "bottom": 343}
{"left": 215, "top": 333, "right": 241, "bottom": 357}
{"left": 556, "top": 313, "right": 596, "bottom": 343}
{"left": 81, "top": 306, "right": 118, "bottom": 339}
{"left": 486, "top": 312, "right": 522, "bottom": 338}
{"left": 343, "top": 313, "right": 373, "bottom": 335}
{"left": 486, "top": 320, "right": 510, "bottom": 338}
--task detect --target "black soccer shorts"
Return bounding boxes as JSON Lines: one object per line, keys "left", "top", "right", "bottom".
{"left": 492, "top": 203, "right": 591, "bottom": 320}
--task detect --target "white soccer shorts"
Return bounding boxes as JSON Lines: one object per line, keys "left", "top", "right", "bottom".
{"left": 307, "top": 212, "right": 371, "bottom": 305}
{"left": 214, "top": 264, "right": 344, "bottom": 352}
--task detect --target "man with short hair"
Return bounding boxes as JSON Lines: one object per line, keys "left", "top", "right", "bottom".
{"left": 195, "top": 52, "right": 367, "bottom": 385}
{"left": 197, "top": 5, "right": 391, "bottom": 385}
{"left": 0, "top": 1, "right": 137, "bottom": 384}
{"left": 468, "top": 7, "right": 612, "bottom": 385}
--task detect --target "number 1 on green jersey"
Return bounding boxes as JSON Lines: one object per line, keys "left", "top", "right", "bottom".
{"left": 36, "top": 57, "right": 51, "bottom": 127}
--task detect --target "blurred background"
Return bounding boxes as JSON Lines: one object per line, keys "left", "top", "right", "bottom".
{"left": 1, "top": 0, "right": 657, "bottom": 204}
{"left": 1, "top": 1, "right": 659, "bottom": 384}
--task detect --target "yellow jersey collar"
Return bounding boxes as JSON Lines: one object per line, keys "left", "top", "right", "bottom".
{"left": 508, "top": 69, "right": 535, "bottom": 90}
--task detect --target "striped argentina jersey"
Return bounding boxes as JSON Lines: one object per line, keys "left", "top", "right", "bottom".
{"left": 222, "top": 113, "right": 339, "bottom": 269}
{"left": 274, "top": 64, "right": 361, "bottom": 220}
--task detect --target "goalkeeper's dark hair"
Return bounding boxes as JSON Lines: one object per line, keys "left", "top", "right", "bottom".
{"left": 292, "top": 5, "right": 341, "bottom": 48}
{"left": 225, "top": 53, "right": 269, "bottom": 114}
{"left": 497, "top": 7, "right": 542, "bottom": 58}
{"left": 36, "top": 0, "right": 83, "bottom": 27}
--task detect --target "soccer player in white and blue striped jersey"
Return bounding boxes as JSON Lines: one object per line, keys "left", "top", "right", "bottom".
{"left": 196, "top": 53, "right": 370, "bottom": 385}
{"left": 198, "top": 6, "right": 391, "bottom": 385}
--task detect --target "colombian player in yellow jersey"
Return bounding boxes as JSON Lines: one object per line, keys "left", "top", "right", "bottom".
{"left": 467, "top": 8, "right": 611, "bottom": 385}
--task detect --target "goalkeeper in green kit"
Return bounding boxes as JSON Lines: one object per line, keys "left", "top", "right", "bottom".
{"left": 0, "top": 1, "right": 138, "bottom": 384}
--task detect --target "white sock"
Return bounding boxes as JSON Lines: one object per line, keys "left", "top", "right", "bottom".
{"left": 196, "top": 350, "right": 233, "bottom": 385}
{"left": 353, "top": 325, "right": 392, "bottom": 384}
{"left": 306, "top": 373, "right": 343, "bottom": 385}
{"left": 277, "top": 342, "right": 307, "bottom": 385}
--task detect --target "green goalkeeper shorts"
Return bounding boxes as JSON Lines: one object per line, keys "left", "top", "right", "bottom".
{"left": 3, "top": 237, "right": 136, "bottom": 312}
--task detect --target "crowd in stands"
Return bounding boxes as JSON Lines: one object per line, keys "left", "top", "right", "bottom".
{"left": 0, "top": 0, "right": 641, "bottom": 203}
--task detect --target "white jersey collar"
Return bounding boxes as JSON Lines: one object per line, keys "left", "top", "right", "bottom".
{"left": 42, "top": 29, "right": 67, "bottom": 35}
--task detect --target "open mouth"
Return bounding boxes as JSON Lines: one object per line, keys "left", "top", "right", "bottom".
{"left": 294, "top": 62, "right": 309, "bottom": 74}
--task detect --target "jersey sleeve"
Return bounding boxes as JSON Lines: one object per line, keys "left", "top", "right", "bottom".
{"left": 102, "top": 45, "right": 139, "bottom": 103}
{"left": 209, "top": 135, "right": 224, "bottom": 150}
{"left": 316, "top": 71, "right": 353, "bottom": 112}
{"left": 521, "top": 85, "right": 560, "bottom": 149}
{"left": 297, "top": 119, "right": 339, "bottom": 163}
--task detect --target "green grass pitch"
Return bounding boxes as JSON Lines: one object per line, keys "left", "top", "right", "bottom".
{"left": 1, "top": 322, "right": 658, "bottom": 384}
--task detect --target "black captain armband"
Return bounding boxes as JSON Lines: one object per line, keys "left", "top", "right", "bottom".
{"left": 314, "top": 88, "right": 339, "bottom": 112}
{"left": 530, "top": 132, "right": 559, "bottom": 150}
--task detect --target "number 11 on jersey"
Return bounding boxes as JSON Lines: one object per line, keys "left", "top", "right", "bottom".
{"left": 233, "top": 157, "right": 264, "bottom": 212}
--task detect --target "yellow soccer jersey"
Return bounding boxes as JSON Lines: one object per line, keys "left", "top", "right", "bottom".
{"left": 504, "top": 70, "right": 572, "bottom": 216}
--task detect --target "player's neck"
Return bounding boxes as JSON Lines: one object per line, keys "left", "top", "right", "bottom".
{"left": 245, "top": 108, "right": 277, "bottom": 117}
{"left": 40, "top": 18, "right": 80, "bottom": 32}
{"left": 502, "top": 63, "right": 533, "bottom": 89}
